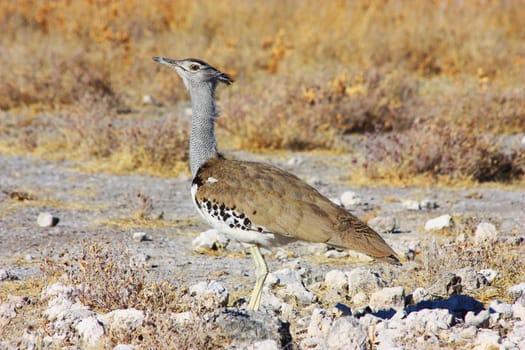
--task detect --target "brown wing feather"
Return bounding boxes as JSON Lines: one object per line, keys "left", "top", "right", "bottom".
{"left": 195, "top": 158, "right": 399, "bottom": 264}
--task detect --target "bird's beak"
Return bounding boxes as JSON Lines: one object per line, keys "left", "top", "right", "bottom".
{"left": 153, "top": 56, "right": 181, "bottom": 69}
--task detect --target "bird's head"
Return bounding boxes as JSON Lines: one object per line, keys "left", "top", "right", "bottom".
{"left": 153, "top": 57, "right": 233, "bottom": 90}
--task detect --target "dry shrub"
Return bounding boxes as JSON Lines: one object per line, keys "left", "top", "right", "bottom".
{"left": 219, "top": 69, "right": 416, "bottom": 150}
{"left": 41, "top": 243, "right": 225, "bottom": 349}
{"left": 419, "top": 238, "right": 524, "bottom": 304}
{"left": 364, "top": 124, "right": 524, "bottom": 182}
{"left": 0, "top": 97, "right": 189, "bottom": 175}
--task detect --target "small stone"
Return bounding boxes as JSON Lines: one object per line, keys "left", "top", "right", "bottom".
{"left": 351, "top": 292, "right": 368, "bottom": 307}
{"left": 454, "top": 267, "right": 488, "bottom": 291}
{"left": 426, "top": 273, "right": 462, "bottom": 296}
{"left": 246, "top": 339, "right": 280, "bottom": 350}
{"left": 456, "top": 233, "right": 469, "bottom": 243}
{"left": 369, "top": 287, "right": 405, "bottom": 312}
{"left": 424, "top": 214, "right": 452, "bottom": 231}
{"left": 402, "top": 200, "right": 421, "bottom": 210}
{"left": 489, "top": 300, "right": 513, "bottom": 323}
{"left": 411, "top": 287, "right": 432, "bottom": 304}
{"left": 192, "top": 229, "right": 229, "bottom": 253}
{"left": 24, "top": 254, "right": 34, "bottom": 262}
{"left": 405, "top": 309, "right": 453, "bottom": 333}
{"left": 324, "top": 270, "right": 348, "bottom": 291}
{"left": 142, "top": 94, "right": 155, "bottom": 105}
{"left": 474, "top": 222, "right": 498, "bottom": 244}
{"left": 325, "top": 316, "right": 368, "bottom": 350}
{"left": 266, "top": 268, "right": 316, "bottom": 305}
{"left": 0, "top": 269, "right": 16, "bottom": 281}
{"left": 478, "top": 269, "right": 500, "bottom": 284}
{"left": 465, "top": 309, "right": 490, "bottom": 328}
{"left": 216, "top": 309, "right": 292, "bottom": 347}
{"left": 474, "top": 329, "right": 501, "bottom": 349}
{"left": 173, "top": 311, "right": 194, "bottom": 326}
{"left": 132, "top": 232, "right": 150, "bottom": 242}
{"left": 347, "top": 267, "right": 385, "bottom": 296}
{"left": 368, "top": 216, "right": 399, "bottom": 233}
{"left": 189, "top": 280, "right": 229, "bottom": 308}
{"left": 420, "top": 199, "right": 438, "bottom": 210}
{"left": 286, "top": 156, "right": 303, "bottom": 167}
{"left": 37, "top": 212, "right": 59, "bottom": 227}
{"left": 76, "top": 316, "right": 104, "bottom": 346}
{"left": 340, "top": 191, "right": 362, "bottom": 208}
{"left": 508, "top": 283, "right": 525, "bottom": 300}
{"left": 100, "top": 308, "right": 145, "bottom": 331}
{"left": 512, "top": 300, "right": 525, "bottom": 321}
{"left": 114, "top": 345, "right": 136, "bottom": 350}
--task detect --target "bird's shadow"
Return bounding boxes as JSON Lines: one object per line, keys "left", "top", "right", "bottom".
{"left": 355, "top": 294, "right": 485, "bottom": 321}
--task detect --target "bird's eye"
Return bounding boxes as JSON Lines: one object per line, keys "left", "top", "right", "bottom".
{"left": 189, "top": 64, "right": 200, "bottom": 71}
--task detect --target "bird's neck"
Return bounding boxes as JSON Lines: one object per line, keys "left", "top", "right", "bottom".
{"left": 188, "top": 82, "right": 219, "bottom": 178}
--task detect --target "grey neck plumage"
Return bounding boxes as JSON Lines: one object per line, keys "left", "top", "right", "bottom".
{"left": 187, "top": 80, "right": 220, "bottom": 178}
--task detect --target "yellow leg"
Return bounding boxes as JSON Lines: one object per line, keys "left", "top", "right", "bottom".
{"left": 247, "top": 245, "right": 268, "bottom": 311}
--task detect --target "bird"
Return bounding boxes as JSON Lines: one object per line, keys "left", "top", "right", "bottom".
{"left": 153, "top": 56, "right": 400, "bottom": 311}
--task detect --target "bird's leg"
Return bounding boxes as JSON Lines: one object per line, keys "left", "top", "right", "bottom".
{"left": 247, "top": 245, "right": 268, "bottom": 311}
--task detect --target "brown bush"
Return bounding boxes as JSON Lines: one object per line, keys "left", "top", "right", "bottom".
{"left": 363, "top": 124, "right": 524, "bottom": 182}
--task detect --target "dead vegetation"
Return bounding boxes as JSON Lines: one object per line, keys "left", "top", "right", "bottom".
{"left": 0, "top": 0, "right": 523, "bottom": 182}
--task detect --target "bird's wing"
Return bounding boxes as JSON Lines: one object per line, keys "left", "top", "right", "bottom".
{"left": 194, "top": 158, "right": 399, "bottom": 263}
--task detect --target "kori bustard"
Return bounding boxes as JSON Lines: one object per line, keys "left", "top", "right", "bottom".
{"left": 153, "top": 56, "right": 400, "bottom": 311}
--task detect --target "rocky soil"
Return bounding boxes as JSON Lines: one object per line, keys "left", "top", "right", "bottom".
{"left": 0, "top": 151, "right": 524, "bottom": 349}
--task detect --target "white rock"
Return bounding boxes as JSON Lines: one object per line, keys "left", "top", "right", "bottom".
{"left": 191, "top": 229, "right": 228, "bottom": 252}
{"left": 410, "top": 288, "right": 432, "bottom": 304}
{"left": 325, "top": 316, "right": 368, "bottom": 350}
{"left": 0, "top": 302, "right": 17, "bottom": 325}
{"left": 465, "top": 309, "right": 490, "bottom": 328}
{"left": 189, "top": 280, "right": 229, "bottom": 308}
{"left": 420, "top": 198, "right": 438, "bottom": 209}
{"left": 306, "top": 308, "right": 333, "bottom": 339}
{"left": 42, "top": 282, "right": 76, "bottom": 301}
{"left": 424, "top": 214, "right": 452, "bottom": 231}
{"left": 456, "top": 233, "right": 469, "bottom": 243}
{"left": 324, "top": 270, "right": 348, "bottom": 291}
{"left": 340, "top": 191, "right": 362, "bottom": 208}
{"left": 369, "top": 287, "right": 405, "bottom": 312}
{"left": 402, "top": 200, "right": 421, "bottom": 210}
{"left": 513, "top": 301, "right": 525, "bottom": 321}
{"left": 266, "top": 268, "right": 316, "bottom": 304}
{"left": 478, "top": 269, "right": 500, "bottom": 284}
{"left": 454, "top": 267, "right": 488, "bottom": 291}
{"left": 100, "top": 308, "right": 145, "bottom": 331}
{"left": 173, "top": 311, "right": 194, "bottom": 326}
{"left": 351, "top": 292, "right": 368, "bottom": 306}
{"left": 246, "top": 339, "right": 280, "bottom": 350}
{"left": 286, "top": 156, "right": 303, "bottom": 167}
{"left": 474, "top": 222, "right": 498, "bottom": 244}
{"left": 114, "top": 345, "right": 136, "bottom": 350}
{"left": 0, "top": 269, "right": 13, "bottom": 281}
{"left": 76, "top": 316, "right": 104, "bottom": 346}
{"left": 489, "top": 300, "right": 513, "bottom": 323}
{"left": 368, "top": 216, "right": 399, "bottom": 233}
{"left": 347, "top": 267, "right": 385, "bottom": 296}
{"left": 507, "top": 320, "right": 525, "bottom": 348}
{"left": 474, "top": 329, "right": 501, "bottom": 349}
{"left": 132, "top": 232, "right": 149, "bottom": 242}
{"left": 508, "top": 283, "right": 525, "bottom": 300}
{"left": 405, "top": 309, "right": 453, "bottom": 333}
{"left": 142, "top": 94, "right": 155, "bottom": 105}
{"left": 37, "top": 212, "right": 58, "bottom": 227}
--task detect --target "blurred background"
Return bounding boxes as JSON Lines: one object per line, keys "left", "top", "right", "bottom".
{"left": 0, "top": 0, "right": 523, "bottom": 184}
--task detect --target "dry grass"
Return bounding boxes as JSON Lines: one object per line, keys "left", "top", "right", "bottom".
{"left": 38, "top": 243, "right": 227, "bottom": 349}
{"left": 0, "top": 0, "right": 523, "bottom": 182}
